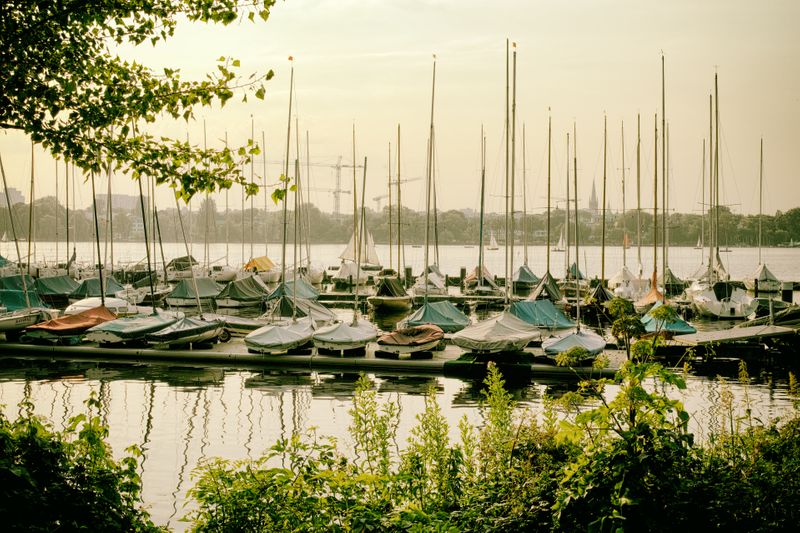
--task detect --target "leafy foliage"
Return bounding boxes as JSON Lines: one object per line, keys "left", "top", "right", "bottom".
{"left": 0, "top": 0, "right": 275, "bottom": 200}
{"left": 0, "top": 395, "right": 162, "bottom": 532}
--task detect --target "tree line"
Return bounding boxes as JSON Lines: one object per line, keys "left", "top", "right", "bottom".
{"left": 2, "top": 196, "right": 800, "bottom": 248}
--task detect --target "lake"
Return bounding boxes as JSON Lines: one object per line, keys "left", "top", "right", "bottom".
{"left": 0, "top": 242, "right": 798, "bottom": 530}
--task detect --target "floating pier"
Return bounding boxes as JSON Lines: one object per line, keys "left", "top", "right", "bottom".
{"left": 0, "top": 341, "right": 620, "bottom": 380}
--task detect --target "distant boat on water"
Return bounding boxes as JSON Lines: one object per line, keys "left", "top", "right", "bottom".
{"left": 487, "top": 230, "right": 499, "bottom": 251}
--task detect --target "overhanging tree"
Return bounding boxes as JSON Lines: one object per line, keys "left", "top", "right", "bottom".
{"left": 0, "top": 0, "right": 276, "bottom": 200}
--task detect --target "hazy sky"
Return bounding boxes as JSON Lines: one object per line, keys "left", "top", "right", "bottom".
{"left": 2, "top": 0, "right": 798, "bottom": 217}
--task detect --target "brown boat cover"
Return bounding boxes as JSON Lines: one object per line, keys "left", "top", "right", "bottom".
{"left": 27, "top": 306, "right": 117, "bottom": 336}
{"left": 378, "top": 324, "right": 444, "bottom": 347}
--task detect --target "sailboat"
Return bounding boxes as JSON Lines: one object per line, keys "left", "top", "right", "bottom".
{"left": 452, "top": 311, "right": 540, "bottom": 354}
{"left": 512, "top": 124, "right": 539, "bottom": 292}
{"left": 744, "top": 139, "right": 780, "bottom": 293}
{"left": 530, "top": 117, "right": 562, "bottom": 303}
{"left": 487, "top": 230, "right": 499, "bottom": 251}
{"left": 404, "top": 56, "right": 469, "bottom": 332}
{"left": 542, "top": 123, "right": 606, "bottom": 359}
{"left": 464, "top": 127, "right": 502, "bottom": 297}
{"left": 376, "top": 323, "right": 444, "bottom": 357}
{"left": 689, "top": 74, "right": 756, "bottom": 319}
{"left": 0, "top": 152, "right": 56, "bottom": 338}
{"left": 552, "top": 229, "right": 565, "bottom": 252}
{"left": 313, "top": 156, "right": 378, "bottom": 356}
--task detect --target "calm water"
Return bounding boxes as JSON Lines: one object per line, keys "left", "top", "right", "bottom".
{"left": 1, "top": 242, "right": 798, "bottom": 529}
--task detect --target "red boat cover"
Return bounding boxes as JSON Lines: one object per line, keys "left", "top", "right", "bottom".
{"left": 378, "top": 324, "right": 444, "bottom": 347}
{"left": 27, "top": 306, "right": 117, "bottom": 336}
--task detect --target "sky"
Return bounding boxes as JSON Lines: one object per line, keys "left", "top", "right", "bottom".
{"left": 1, "top": 0, "right": 798, "bottom": 217}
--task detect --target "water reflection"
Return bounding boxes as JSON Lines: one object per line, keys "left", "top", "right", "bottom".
{"left": 0, "top": 360, "right": 796, "bottom": 531}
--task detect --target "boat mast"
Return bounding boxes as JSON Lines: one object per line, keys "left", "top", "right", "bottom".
{"left": 653, "top": 113, "right": 658, "bottom": 292}
{"left": 396, "top": 124, "right": 402, "bottom": 275}
{"left": 522, "top": 123, "right": 528, "bottom": 266}
{"left": 203, "top": 120, "right": 209, "bottom": 273}
{"left": 478, "top": 126, "right": 486, "bottom": 287}
{"left": 573, "top": 123, "right": 581, "bottom": 330}
{"left": 0, "top": 153, "right": 31, "bottom": 307}
{"left": 224, "top": 132, "right": 230, "bottom": 268}
{"left": 601, "top": 114, "right": 607, "bottom": 285}
{"left": 565, "top": 132, "right": 570, "bottom": 278}
{"left": 423, "top": 55, "right": 436, "bottom": 304}
{"left": 714, "top": 74, "right": 721, "bottom": 275}
{"left": 636, "top": 114, "right": 642, "bottom": 276}
{"left": 55, "top": 158, "right": 59, "bottom": 268}
{"left": 510, "top": 42, "right": 517, "bottom": 288}
{"left": 700, "top": 138, "right": 705, "bottom": 258}
{"left": 27, "top": 142, "right": 34, "bottom": 276}
{"left": 281, "top": 60, "right": 294, "bottom": 291}
{"left": 546, "top": 113, "right": 551, "bottom": 273}
{"left": 387, "top": 141, "right": 393, "bottom": 271}
{"left": 65, "top": 159, "right": 69, "bottom": 267}
{"left": 353, "top": 157, "right": 368, "bottom": 324}
{"left": 661, "top": 54, "right": 666, "bottom": 301}
{"left": 621, "top": 120, "right": 627, "bottom": 267}
{"left": 758, "top": 138, "right": 763, "bottom": 264}
{"left": 250, "top": 115, "right": 255, "bottom": 262}
{"left": 708, "top": 93, "right": 714, "bottom": 277}
{"left": 268, "top": 130, "right": 269, "bottom": 257}
{"left": 504, "top": 39, "right": 510, "bottom": 303}
{"left": 89, "top": 170, "right": 105, "bottom": 307}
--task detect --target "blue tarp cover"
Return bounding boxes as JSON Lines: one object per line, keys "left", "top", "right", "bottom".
{"left": 405, "top": 301, "right": 469, "bottom": 333}
{"left": 510, "top": 300, "right": 574, "bottom": 329}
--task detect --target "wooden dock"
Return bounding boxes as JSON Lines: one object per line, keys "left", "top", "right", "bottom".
{"left": 672, "top": 325, "right": 797, "bottom": 346}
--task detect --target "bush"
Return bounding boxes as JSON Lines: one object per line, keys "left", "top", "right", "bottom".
{"left": 0, "top": 396, "right": 162, "bottom": 532}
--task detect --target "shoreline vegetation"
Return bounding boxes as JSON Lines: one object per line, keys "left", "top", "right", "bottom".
{"left": 3, "top": 358, "right": 799, "bottom": 532}
{"left": 5, "top": 201, "right": 800, "bottom": 248}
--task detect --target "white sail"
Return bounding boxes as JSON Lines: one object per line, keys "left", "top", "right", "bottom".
{"left": 338, "top": 230, "right": 381, "bottom": 266}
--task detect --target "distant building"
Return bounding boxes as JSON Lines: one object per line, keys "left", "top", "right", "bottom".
{"left": 589, "top": 180, "right": 598, "bottom": 213}
{"left": 95, "top": 193, "right": 148, "bottom": 212}
{"left": 0, "top": 187, "right": 24, "bottom": 206}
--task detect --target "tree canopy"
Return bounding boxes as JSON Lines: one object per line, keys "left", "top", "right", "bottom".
{"left": 0, "top": 0, "right": 276, "bottom": 200}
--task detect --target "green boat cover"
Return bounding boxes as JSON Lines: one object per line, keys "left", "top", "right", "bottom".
{"left": 165, "top": 255, "right": 198, "bottom": 270}
{"left": 0, "top": 255, "right": 9, "bottom": 266}
{"left": 167, "top": 277, "right": 222, "bottom": 299}
{"left": 529, "top": 271, "right": 561, "bottom": 301}
{"left": 0, "top": 289, "right": 47, "bottom": 310}
{"left": 0, "top": 274, "right": 35, "bottom": 291}
{"left": 586, "top": 284, "right": 615, "bottom": 305}
{"left": 405, "top": 301, "right": 469, "bottom": 333}
{"left": 510, "top": 300, "right": 574, "bottom": 329}
{"left": 566, "top": 262, "right": 585, "bottom": 280}
{"left": 70, "top": 277, "right": 125, "bottom": 298}
{"left": 265, "top": 296, "right": 336, "bottom": 324}
{"left": 513, "top": 264, "right": 540, "bottom": 285}
{"left": 216, "top": 276, "right": 268, "bottom": 301}
{"left": 86, "top": 311, "right": 178, "bottom": 340}
{"left": 35, "top": 275, "right": 80, "bottom": 296}
{"left": 641, "top": 301, "right": 696, "bottom": 334}
{"left": 658, "top": 266, "right": 686, "bottom": 296}
{"left": 374, "top": 277, "right": 407, "bottom": 297}
{"left": 266, "top": 279, "right": 319, "bottom": 301}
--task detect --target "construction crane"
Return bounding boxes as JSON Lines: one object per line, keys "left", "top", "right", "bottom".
{"left": 261, "top": 156, "right": 363, "bottom": 217}
{"left": 372, "top": 177, "right": 423, "bottom": 211}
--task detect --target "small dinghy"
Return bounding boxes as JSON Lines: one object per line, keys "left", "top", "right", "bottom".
{"left": 64, "top": 296, "right": 137, "bottom": 316}
{"left": 541, "top": 327, "right": 606, "bottom": 358}
{"left": 367, "top": 276, "right": 412, "bottom": 312}
{"left": 84, "top": 309, "right": 181, "bottom": 345}
{"left": 24, "top": 306, "right": 117, "bottom": 342}
{"left": 452, "top": 312, "right": 540, "bottom": 354}
{"left": 244, "top": 316, "right": 315, "bottom": 355}
{"left": 312, "top": 319, "right": 378, "bottom": 355}
{"left": 145, "top": 315, "right": 224, "bottom": 347}
{"left": 376, "top": 324, "right": 444, "bottom": 356}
